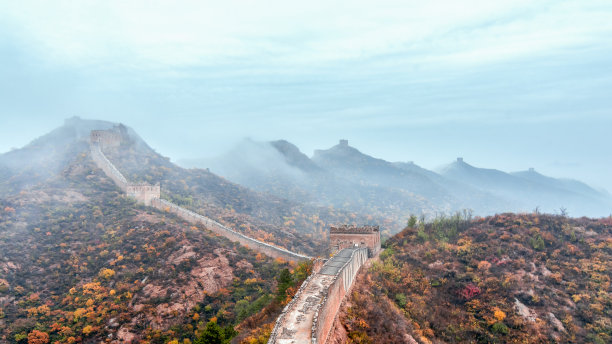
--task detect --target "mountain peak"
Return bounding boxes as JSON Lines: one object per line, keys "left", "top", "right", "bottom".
{"left": 270, "top": 139, "right": 321, "bottom": 172}
{"left": 442, "top": 157, "right": 474, "bottom": 172}
{"left": 312, "top": 139, "right": 365, "bottom": 160}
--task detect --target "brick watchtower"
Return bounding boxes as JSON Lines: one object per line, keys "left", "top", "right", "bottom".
{"left": 329, "top": 225, "right": 381, "bottom": 257}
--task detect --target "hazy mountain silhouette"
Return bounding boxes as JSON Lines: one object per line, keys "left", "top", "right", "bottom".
{"left": 439, "top": 158, "right": 611, "bottom": 216}
{"left": 182, "top": 139, "right": 437, "bottom": 227}
{"left": 184, "top": 140, "right": 611, "bottom": 219}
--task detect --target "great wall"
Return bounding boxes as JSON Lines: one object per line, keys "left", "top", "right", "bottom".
{"left": 88, "top": 127, "right": 381, "bottom": 344}
{"left": 268, "top": 247, "right": 369, "bottom": 344}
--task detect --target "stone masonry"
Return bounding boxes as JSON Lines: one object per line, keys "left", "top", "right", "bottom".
{"left": 268, "top": 248, "right": 368, "bottom": 344}
{"left": 89, "top": 126, "right": 373, "bottom": 343}
{"left": 329, "top": 225, "right": 381, "bottom": 257}
{"left": 268, "top": 224, "right": 380, "bottom": 344}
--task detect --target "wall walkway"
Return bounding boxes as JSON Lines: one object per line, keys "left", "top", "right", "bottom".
{"left": 268, "top": 248, "right": 369, "bottom": 344}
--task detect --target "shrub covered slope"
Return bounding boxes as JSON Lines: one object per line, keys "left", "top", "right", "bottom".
{"left": 339, "top": 213, "right": 611, "bottom": 343}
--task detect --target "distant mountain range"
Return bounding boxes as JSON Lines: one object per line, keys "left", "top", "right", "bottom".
{"left": 180, "top": 139, "right": 612, "bottom": 220}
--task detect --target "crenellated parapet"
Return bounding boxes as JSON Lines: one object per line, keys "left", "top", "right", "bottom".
{"left": 90, "top": 125, "right": 127, "bottom": 148}
{"left": 126, "top": 183, "right": 161, "bottom": 206}
{"left": 329, "top": 225, "right": 381, "bottom": 257}
{"left": 268, "top": 247, "right": 369, "bottom": 344}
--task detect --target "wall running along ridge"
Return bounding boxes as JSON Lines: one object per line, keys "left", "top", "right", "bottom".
{"left": 151, "top": 199, "right": 311, "bottom": 262}
{"left": 90, "top": 143, "right": 128, "bottom": 189}
{"left": 90, "top": 128, "right": 370, "bottom": 342}
{"left": 268, "top": 247, "right": 369, "bottom": 344}
{"left": 89, "top": 135, "right": 310, "bottom": 262}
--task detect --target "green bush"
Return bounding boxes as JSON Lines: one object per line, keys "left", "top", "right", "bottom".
{"left": 491, "top": 322, "right": 509, "bottom": 335}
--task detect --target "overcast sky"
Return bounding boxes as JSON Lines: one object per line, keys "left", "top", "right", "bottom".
{"left": 1, "top": 0, "right": 611, "bottom": 192}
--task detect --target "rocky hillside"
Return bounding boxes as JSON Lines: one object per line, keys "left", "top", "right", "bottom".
{"left": 335, "top": 213, "right": 612, "bottom": 343}
{"left": 0, "top": 118, "right": 332, "bottom": 343}
{"left": 0, "top": 142, "right": 315, "bottom": 343}
{"left": 1, "top": 118, "right": 375, "bottom": 256}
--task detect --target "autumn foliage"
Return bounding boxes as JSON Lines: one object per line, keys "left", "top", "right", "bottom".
{"left": 340, "top": 212, "right": 612, "bottom": 343}
{"left": 27, "top": 330, "right": 49, "bottom": 344}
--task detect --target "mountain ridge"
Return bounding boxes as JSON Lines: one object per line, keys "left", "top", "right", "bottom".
{"left": 182, "top": 139, "right": 611, "bottom": 222}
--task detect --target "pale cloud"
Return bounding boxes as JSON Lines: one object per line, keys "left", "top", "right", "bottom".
{"left": 1, "top": 0, "right": 611, "bottom": 192}
{"left": 2, "top": 0, "right": 611, "bottom": 68}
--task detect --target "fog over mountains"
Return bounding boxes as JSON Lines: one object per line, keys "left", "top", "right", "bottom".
{"left": 181, "top": 139, "right": 612, "bottom": 219}
{"left": 2, "top": 117, "right": 609, "bottom": 237}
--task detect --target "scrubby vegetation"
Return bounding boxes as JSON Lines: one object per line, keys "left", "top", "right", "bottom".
{"left": 340, "top": 212, "right": 612, "bottom": 343}
{"left": 103, "top": 136, "right": 379, "bottom": 256}
{"left": 0, "top": 146, "right": 312, "bottom": 344}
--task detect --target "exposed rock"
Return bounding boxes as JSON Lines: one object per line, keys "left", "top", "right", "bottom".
{"left": 142, "top": 284, "right": 166, "bottom": 299}
{"left": 0, "top": 262, "right": 18, "bottom": 274}
{"left": 115, "top": 326, "right": 137, "bottom": 343}
{"left": 562, "top": 297, "right": 576, "bottom": 309}
{"left": 540, "top": 265, "right": 552, "bottom": 277}
{"left": 236, "top": 259, "right": 254, "bottom": 270}
{"left": 0, "top": 296, "right": 15, "bottom": 307}
{"left": 327, "top": 320, "right": 348, "bottom": 344}
{"left": 167, "top": 245, "right": 196, "bottom": 265}
{"left": 514, "top": 298, "right": 537, "bottom": 323}
{"left": 107, "top": 317, "right": 120, "bottom": 328}
{"left": 403, "top": 333, "right": 419, "bottom": 344}
{"left": 547, "top": 312, "right": 566, "bottom": 333}
{"left": 133, "top": 250, "right": 234, "bottom": 329}
{"left": 428, "top": 260, "right": 444, "bottom": 269}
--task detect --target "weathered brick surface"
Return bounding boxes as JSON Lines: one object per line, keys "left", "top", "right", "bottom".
{"left": 268, "top": 248, "right": 368, "bottom": 344}
{"left": 329, "top": 225, "right": 381, "bottom": 257}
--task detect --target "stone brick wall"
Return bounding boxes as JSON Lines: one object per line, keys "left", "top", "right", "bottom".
{"left": 91, "top": 144, "right": 161, "bottom": 205}
{"left": 267, "top": 248, "right": 368, "bottom": 344}
{"left": 126, "top": 184, "right": 161, "bottom": 206}
{"left": 90, "top": 130, "right": 122, "bottom": 148}
{"left": 311, "top": 248, "right": 368, "bottom": 344}
{"left": 329, "top": 226, "right": 381, "bottom": 257}
{"left": 90, "top": 144, "right": 128, "bottom": 190}
{"left": 151, "top": 199, "right": 311, "bottom": 262}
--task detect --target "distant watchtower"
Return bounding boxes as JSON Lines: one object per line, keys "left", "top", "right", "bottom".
{"left": 339, "top": 139, "right": 348, "bottom": 146}
{"left": 90, "top": 125, "right": 127, "bottom": 148}
{"left": 329, "top": 225, "right": 381, "bottom": 257}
